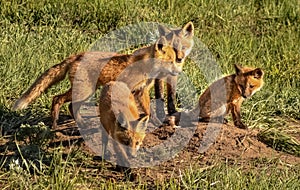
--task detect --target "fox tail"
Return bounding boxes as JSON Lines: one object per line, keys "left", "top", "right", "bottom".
{"left": 12, "top": 55, "right": 80, "bottom": 111}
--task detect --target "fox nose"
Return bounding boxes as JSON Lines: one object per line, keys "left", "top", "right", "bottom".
{"left": 242, "top": 93, "right": 249, "bottom": 99}
{"left": 131, "top": 150, "right": 138, "bottom": 157}
{"left": 176, "top": 58, "right": 183, "bottom": 63}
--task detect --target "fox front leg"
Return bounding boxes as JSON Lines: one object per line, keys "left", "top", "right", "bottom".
{"left": 133, "top": 88, "right": 151, "bottom": 117}
{"left": 230, "top": 102, "right": 247, "bottom": 129}
{"left": 166, "top": 75, "right": 178, "bottom": 115}
{"left": 154, "top": 79, "right": 166, "bottom": 121}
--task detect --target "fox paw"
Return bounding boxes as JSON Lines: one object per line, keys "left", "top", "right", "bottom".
{"left": 236, "top": 123, "right": 248, "bottom": 129}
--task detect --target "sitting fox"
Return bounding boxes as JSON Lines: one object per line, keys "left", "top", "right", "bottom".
{"left": 197, "top": 64, "right": 264, "bottom": 129}
{"left": 99, "top": 81, "right": 149, "bottom": 161}
{"left": 12, "top": 22, "right": 194, "bottom": 128}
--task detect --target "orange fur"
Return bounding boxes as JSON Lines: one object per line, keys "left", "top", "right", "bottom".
{"left": 13, "top": 32, "right": 182, "bottom": 128}
{"left": 198, "top": 64, "right": 264, "bottom": 129}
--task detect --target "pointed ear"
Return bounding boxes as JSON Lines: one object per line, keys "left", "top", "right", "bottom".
{"left": 117, "top": 112, "right": 129, "bottom": 130}
{"left": 252, "top": 68, "right": 264, "bottom": 79}
{"left": 181, "top": 21, "right": 194, "bottom": 38}
{"left": 234, "top": 63, "right": 243, "bottom": 75}
{"left": 155, "top": 36, "right": 168, "bottom": 52}
{"left": 137, "top": 115, "right": 149, "bottom": 132}
{"left": 158, "top": 24, "right": 171, "bottom": 36}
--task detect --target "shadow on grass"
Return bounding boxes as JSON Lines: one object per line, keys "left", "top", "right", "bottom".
{"left": 0, "top": 104, "right": 116, "bottom": 175}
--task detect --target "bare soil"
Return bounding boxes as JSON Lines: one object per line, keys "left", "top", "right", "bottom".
{"left": 1, "top": 113, "right": 299, "bottom": 183}
{"left": 50, "top": 115, "right": 300, "bottom": 183}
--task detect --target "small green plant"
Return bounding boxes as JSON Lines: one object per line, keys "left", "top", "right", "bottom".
{"left": 16, "top": 122, "right": 53, "bottom": 146}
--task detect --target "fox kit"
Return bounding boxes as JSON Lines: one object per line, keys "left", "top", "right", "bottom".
{"left": 98, "top": 38, "right": 178, "bottom": 172}
{"left": 198, "top": 64, "right": 264, "bottom": 129}
{"left": 12, "top": 22, "right": 187, "bottom": 128}
{"left": 154, "top": 22, "right": 194, "bottom": 120}
{"left": 99, "top": 81, "right": 149, "bottom": 160}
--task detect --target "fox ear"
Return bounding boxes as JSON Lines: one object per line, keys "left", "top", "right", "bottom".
{"left": 137, "top": 115, "right": 149, "bottom": 132}
{"left": 181, "top": 21, "right": 194, "bottom": 38}
{"left": 117, "top": 112, "right": 129, "bottom": 130}
{"left": 155, "top": 36, "right": 168, "bottom": 52}
{"left": 158, "top": 24, "right": 171, "bottom": 36}
{"left": 253, "top": 68, "right": 264, "bottom": 79}
{"left": 234, "top": 64, "right": 243, "bottom": 75}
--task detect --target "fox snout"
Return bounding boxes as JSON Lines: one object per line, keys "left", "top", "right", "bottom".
{"left": 241, "top": 93, "right": 249, "bottom": 99}
{"left": 175, "top": 51, "right": 185, "bottom": 64}
{"left": 127, "top": 142, "right": 142, "bottom": 158}
{"left": 129, "top": 147, "right": 138, "bottom": 157}
{"left": 176, "top": 58, "right": 183, "bottom": 63}
{"left": 239, "top": 85, "right": 257, "bottom": 99}
{"left": 238, "top": 86, "right": 250, "bottom": 99}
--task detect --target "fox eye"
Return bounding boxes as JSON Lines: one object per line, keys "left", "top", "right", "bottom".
{"left": 249, "top": 84, "right": 255, "bottom": 88}
{"left": 123, "top": 138, "right": 131, "bottom": 146}
{"left": 136, "top": 142, "right": 139, "bottom": 146}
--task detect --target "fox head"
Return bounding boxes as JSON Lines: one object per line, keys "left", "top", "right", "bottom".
{"left": 151, "top": 22, "right": 194, "bottom": 78}
{"left": 115, "top": 113, "right": 149, "bottom": 157}
{"left": 153, "top": 36, "right": 181, "bottom": 76}
{"left": 158, "top": 22, "right": 194, "bottom": 64}
{"left": 234, "top": 64, "right": 264, "bottom": 99}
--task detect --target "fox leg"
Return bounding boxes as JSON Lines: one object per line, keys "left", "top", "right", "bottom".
{"left": 166, "top": 76, "right": 178, "bottom": 115}
{"left": 231, "top": 103, "right": 247, "bottom": 129}
{"left": 113, "top": 141, "right": 133, "bottom": 180}
{"left": 51, "top": 89, "right": 72, "bottom": 129}
{"left": 199, "top": 104, "right": 227, "bottom": 124}
{"left": 101, "top": 129, "right": 109, "bottom": 159}
{"left": 69, "top": 85, "right": 96, "bottom": 127}
{"left": 68, "top": 102, "right": 84, "bottom": 126}
{"left": 134, "top": 88, "right": 150, "bottom": 116}
{"left": 154, "top": 79, "right": 166, "bottom": 121}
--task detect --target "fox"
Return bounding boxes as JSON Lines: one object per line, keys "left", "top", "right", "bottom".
{"left": 197, "top": 64, "right": 264, "bottom": 129}
{"left": 11, "top": 22, "right": 192, "bottom": 128}
{"left": 98, "top": 38, "right": 179, "bottom": 176}
{"left": 154, "top": 22, "right": 194, "bottom": 120}
{"left": 99, "top": 81, "right": 149, "bottom": 160}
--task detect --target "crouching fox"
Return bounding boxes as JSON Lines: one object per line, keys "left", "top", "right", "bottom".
{"left": 99, "top": 81, "right": 148, "bottom": 165}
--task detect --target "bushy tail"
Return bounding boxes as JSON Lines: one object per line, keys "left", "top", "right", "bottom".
{"left": 12, "top": 55, "right": 79, "bottom": 111}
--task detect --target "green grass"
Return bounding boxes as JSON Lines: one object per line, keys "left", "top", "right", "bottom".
{"left": 1, "top": 147, "right": 299, "bottom": 189}
{"left": 0, "top": 0, "right": 299, "bottom": 188}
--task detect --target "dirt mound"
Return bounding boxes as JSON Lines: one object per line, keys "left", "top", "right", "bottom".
{"left": 143, "top": 122, "right": 300, "bottom": 163}
{"left": 49, "top": 117, "right": 300, "bottom": 182}
{"left": 6, "top": 113, "right": 295, "bottom": 183}
{"left": 136, "top": 122, "right": 298, "bottom": 179}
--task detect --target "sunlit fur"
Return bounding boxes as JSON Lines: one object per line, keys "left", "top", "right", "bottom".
{"left": 197, "top": 64, "right": 264, "bottom": 129}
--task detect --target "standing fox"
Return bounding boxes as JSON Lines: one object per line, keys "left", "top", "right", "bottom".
{"left": 12, "top": 22, "right": 193, "bottom": 128}
{"left": 197, "top": 64, "right": 264, "bottom": 129}
{"left": 99, "top": 81, "right": 149, "bottom": 161}
{"left": 155, "top": 22, "right": 194, "bottom": 120}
